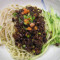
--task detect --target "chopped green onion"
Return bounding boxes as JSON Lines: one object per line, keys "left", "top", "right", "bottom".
{"left": 32, "top": 16, "right": 35, "bottom": 20}
{"left": 24, "top": 15, "right": 27, "bottom": 19}
{"left": 13, "top": 12, "right": 18, "bottom": 17}
{"left": 19, "top": 18, "right": 22, "bottom": 22}
{"left": 30, "top": 19, "right": 33, "bottom": 23}
{"left": 23, "top": 45, "right": 26, "bottom": 48}
{"left": 28, "top": 15, "right": 32, "bottom": 19}
{"left": 30, "top": 16, "right": 35, "bottom": 23}
{"left": 24, "top": 15, "right": 35, "bottom": 23}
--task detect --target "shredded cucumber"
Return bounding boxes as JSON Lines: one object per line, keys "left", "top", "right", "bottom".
{"left": 43, "top": 8, "right": 60, "bottom": 45}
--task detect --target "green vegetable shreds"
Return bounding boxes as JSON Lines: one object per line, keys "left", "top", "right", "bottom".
{"left": 13, "top": 12, "right": 18, "bottom": 17}
{"left": 43, "top": 8, "right": 60, "bottom": 46}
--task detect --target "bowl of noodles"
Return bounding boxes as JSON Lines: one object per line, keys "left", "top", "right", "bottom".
{"left": 0, "top": 0, "right": 60, "bottom": 60}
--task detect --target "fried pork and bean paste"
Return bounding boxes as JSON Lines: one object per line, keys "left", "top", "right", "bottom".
{"left": 12, "top": 6, "right": 47, "bottom": 55}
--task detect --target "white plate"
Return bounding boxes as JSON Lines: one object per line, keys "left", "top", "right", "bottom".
{"left": 0, "top": 0, "right": 60, "bottom": 60}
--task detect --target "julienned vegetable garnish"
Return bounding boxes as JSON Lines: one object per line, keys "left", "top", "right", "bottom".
{"left": 41, "top": 8, "right": 60, "bottom": 53}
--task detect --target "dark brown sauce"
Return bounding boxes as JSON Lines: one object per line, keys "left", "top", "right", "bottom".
{"left": 12, "top": 6, "right": 47, "bottom": 55}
